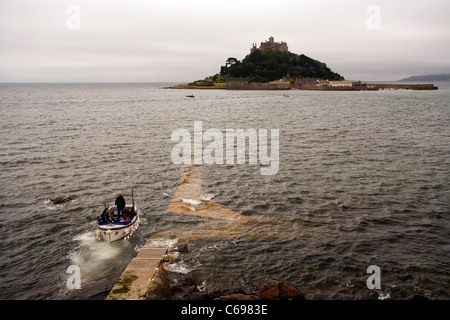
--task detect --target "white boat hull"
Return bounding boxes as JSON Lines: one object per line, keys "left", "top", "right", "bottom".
{"left": 96, "top": 205, "right": 141, "bottom": 242}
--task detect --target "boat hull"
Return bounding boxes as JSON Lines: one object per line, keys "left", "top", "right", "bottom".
{"left": 96, "top": 205, "right": 141, "bottom": 242}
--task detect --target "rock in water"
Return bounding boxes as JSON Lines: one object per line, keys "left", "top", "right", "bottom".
{"left": 259, "top": 278, "right": 305, "bottom": 300}
{"left": 49, "top": 195, "right": 75, "bottom": 204}
{"left": 172, "top": 243, "right": 189, "bottom": 253}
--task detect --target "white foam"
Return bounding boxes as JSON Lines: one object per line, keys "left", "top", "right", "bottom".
{"left": 164, "top": 259, "right": 201, "bottom": 275}
{"left": 200, "top": 193, "right": 215, "bottom": 201}
{"left": 180, "top": 197, "right": 202, "bottom": 206}
{"left": 44, "top": 199, "right": 58, "bottom": 210}
{"left": 68, "top": 230, "right": 133, "bottom": 282}
{"left": 378, "top": 292, "right": 391, "bottom": 300}
{"left": 73, "top": 231, "right": 96, "bottom": 244}
{"left": 165, "top": 263, "right": 191, "bottom": 274}
{"left": 144, "top": 238, "right": 179, "bottom": 248}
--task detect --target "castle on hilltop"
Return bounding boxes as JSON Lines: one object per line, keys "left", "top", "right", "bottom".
{"left": 251, "top": 36, "right": 288, "bottom": 53}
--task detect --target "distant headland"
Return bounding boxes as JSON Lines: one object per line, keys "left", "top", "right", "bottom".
{"left": 399, "top": 74, "right": 450, "bottom": 81}
{"left": 169, "top": 37, "right": 438, "bottom": 91}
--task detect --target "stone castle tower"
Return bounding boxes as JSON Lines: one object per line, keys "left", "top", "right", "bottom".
{"left": 251, "top": 36, "right": 288, "bottom": 53}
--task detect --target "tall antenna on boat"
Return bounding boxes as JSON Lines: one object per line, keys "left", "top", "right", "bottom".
{"left": 132, "top": 186, "right": 135, "bottom": 209}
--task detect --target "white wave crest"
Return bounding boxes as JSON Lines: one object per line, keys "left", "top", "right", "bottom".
{"left": 144, "top": 238, "right": 179, "bottom": 248}
{"left": 180, "top": 197, "right": 202, "bottom": 206}
{"left": 200, "top": 193, "right": 215, "bottom": 201}
{"left": 164, "top": 259, "right": 201, "bottom": 275}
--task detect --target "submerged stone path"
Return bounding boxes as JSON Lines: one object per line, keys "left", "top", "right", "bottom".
{"left": 106, "top": 165, "right": 245, "bottom": 300}
{"left": 106, "top": 164, "right": 299, "bottom": 300}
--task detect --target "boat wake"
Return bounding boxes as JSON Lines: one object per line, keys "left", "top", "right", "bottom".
{"left": 71, "top": 231, "right": 125, "bottom": 263}
{"left": 56, "top": 230, "right": 137, "bottom": 299}
{"left": 67, "top": 231, "right": 135, "bottom": 286}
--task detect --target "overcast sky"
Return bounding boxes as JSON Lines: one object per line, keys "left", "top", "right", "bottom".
{"left": 0, "top": 0, "right": 449, "bottom": 82}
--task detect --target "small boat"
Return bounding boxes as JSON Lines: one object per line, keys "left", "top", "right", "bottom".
{"left": 186, "top": 95, "right": 195, "bottom": 98}
{"left": 96, "top": 204, "right": 140, "bottom": 242}
{"left": 96, "top": 189, "right": 141, "bottom": 242}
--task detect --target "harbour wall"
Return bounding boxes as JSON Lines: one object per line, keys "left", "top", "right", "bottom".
{"left": 370, "top": 83, "right": 438, "bottom": 90}
{"left": 227, "top": 82, "right": 291, "bottom": 90}
{"left": 294, "top": 85, "right": 378, "bottom": 91}
{"left": 169, "top": 82, "right": 438, "bottom": 91}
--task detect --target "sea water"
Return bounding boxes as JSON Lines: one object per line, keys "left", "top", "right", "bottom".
{"left": 0, "top": 82, "right": 448, "bottom": 299}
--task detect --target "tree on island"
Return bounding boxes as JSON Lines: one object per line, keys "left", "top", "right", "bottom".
{"left": 220, "top": 57, "right": 240, "bottom": 75}
{"left": 226, "top": 50, "right": 344, "bottom": 82}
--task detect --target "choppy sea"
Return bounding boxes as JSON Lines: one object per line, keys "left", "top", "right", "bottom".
{"left": 0, "top": 82, "right": 448, "bottom": 299}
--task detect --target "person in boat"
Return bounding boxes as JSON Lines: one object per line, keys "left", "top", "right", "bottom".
{"left": 99, "top": 208, "right": 108, "bottom": 223}
{"left": 123, "top": 213, "right": 131, "bottom": 223}
{"left": 129, "top": 206, "right": 136, "bottom": 218}
{"left": 100, "top": 207, "right": 113, "bottom": 224}
{"left": 115, "top": 192, "right": 126, "bottom": 221}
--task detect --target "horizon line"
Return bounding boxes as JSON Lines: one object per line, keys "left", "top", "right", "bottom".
{"left": 2, "top": 79, "right": 444, "bottom": 84}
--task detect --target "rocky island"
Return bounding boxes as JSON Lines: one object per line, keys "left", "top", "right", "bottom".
{"left": 170, "top": 37, "right": 437, "bottom": 91}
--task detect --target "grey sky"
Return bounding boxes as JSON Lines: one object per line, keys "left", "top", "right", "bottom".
{"left": 0, "top": 0, "right": 449, "bottom": 82}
